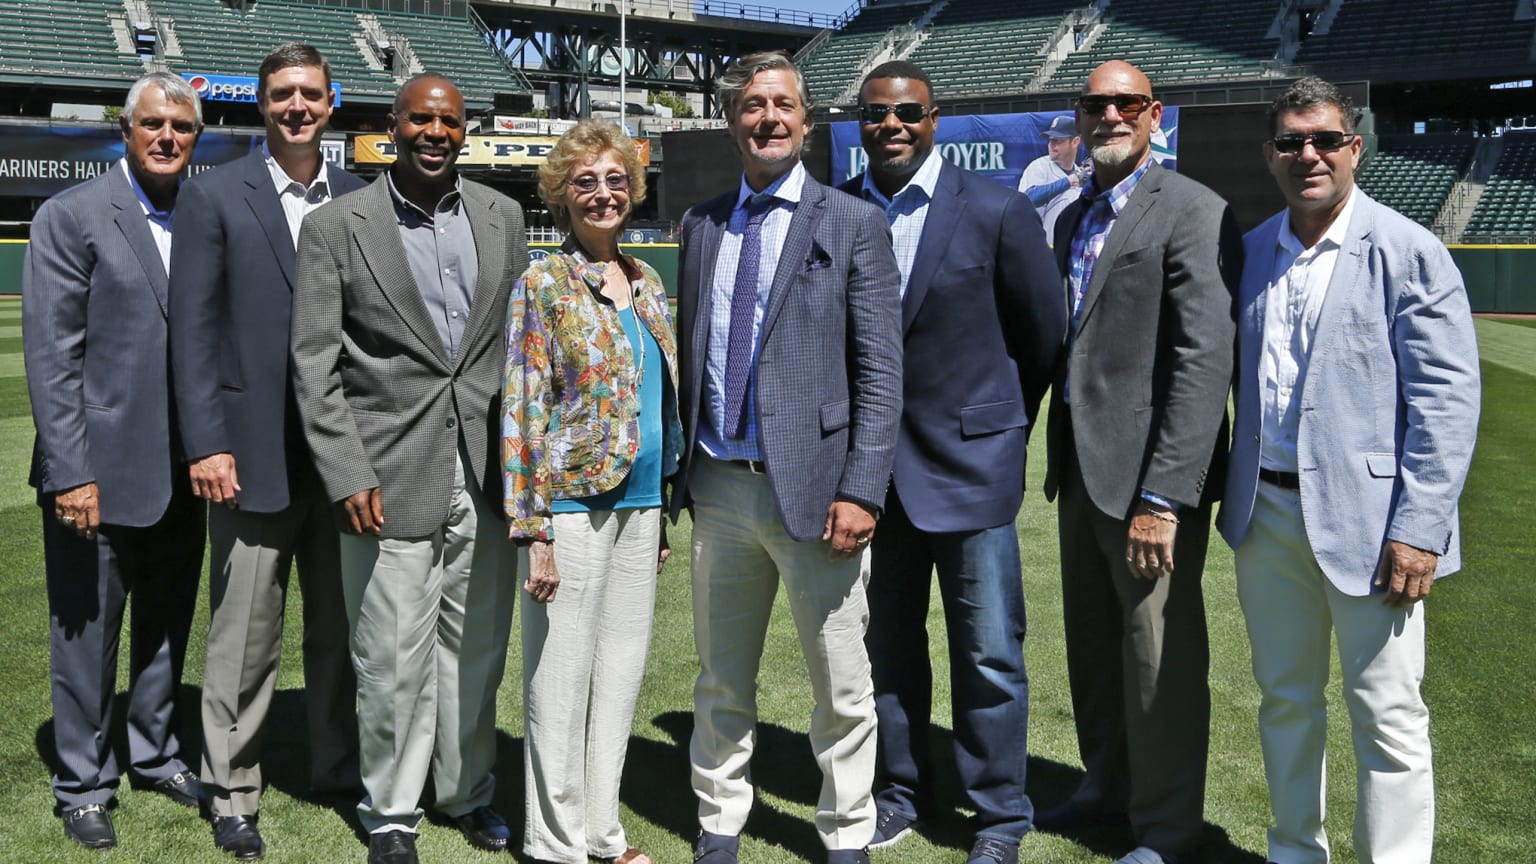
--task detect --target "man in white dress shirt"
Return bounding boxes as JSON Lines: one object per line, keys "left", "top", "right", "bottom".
{"left": 1219, "top": 75, "right": 1481, "bottom": 864}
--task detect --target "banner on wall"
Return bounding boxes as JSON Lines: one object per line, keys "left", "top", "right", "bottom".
{"left": 0, "top": 125, "right": 268, "bottom": 197}
{"left": 829, "top": 107, "right": 1180, "bottom": 187}
{"left": 354, "top": 134, "right": 653, "bottom": 167}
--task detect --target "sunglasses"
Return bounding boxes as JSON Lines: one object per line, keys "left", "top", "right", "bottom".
{"left": 1269, "top": 131, "right": 1358, "bottom": 154}
{"left": 568, "top": 173, "right": 630, "bottom": 194}
{"left": 1076, "top": 93, "right": 1155, "bottom": 119}
{"left": 858, "top": 102, "right": 933, "bottom": 125}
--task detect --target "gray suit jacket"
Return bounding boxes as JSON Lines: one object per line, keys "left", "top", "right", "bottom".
{"left": 23, "top": 165, "right": 184, "bottom": 527}
{"left": 1218, "top": 191, "right": 1480, "bottom": 593}
{"left": 1045, "top": 161, "right": 1241, "bottom": 518}
{"left": 170, "top": 151, "right": 367, "bottom": 513}
{"left": 671, "top": 174, "right": 904, "bottom": 541}
{"left": 290, "top": 174, "right": 528, "bottom": 539}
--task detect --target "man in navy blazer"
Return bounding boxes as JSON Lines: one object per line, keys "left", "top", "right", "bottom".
{"left": 169, "top": 44, "right": 366, "bottom": 860}
{"left": 838, "top": 62, "right": 1065, "bottom": 864}
{"left": 1218, "top": 76, "right": 1480, "bottom": 864}
{"left": 671, "top": 51, "right": 903, "bottom": 864}
{"left": 22, "top": 72, "right": 207, "bottom": 851}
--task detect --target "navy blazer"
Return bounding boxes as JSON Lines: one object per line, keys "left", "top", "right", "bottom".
{"left": 671, "top": 173, "right": 904, "bottom": 541}
{"left": 841, "top": 160, "right": 1066, "bottom": 532}
{"left": 23, "top": 166, "right": 183, "bottom": 527}
{"left": 169, "top": 150, "right": 367, "bottom": 513}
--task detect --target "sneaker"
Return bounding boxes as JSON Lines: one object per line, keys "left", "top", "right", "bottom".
{"left": 967, "top": 836, "right": 1019, "bottom": 864}
{"left": 868, "top": 807, "right": 918, "bottom": 850}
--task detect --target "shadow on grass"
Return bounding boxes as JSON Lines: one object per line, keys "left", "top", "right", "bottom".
{"left": 644, "top": 710, "right": 1263, "bottom": 863}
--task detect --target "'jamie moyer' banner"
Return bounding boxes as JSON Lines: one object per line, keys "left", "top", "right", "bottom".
{"left": 830, "top": 107, "right": 1180, "bottom": 187}
{"left": 0, "top": 126, "right": 347, "bottom": 197}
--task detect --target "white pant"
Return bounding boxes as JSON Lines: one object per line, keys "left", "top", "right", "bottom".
{"left": 523, "top": 508, "right": 660, "bottom": 863}
{"left": 338, "top": 449, "right": 518, "bottom": 834}
{"left": 1236, "top": 481, "right": 1434, "bottom": 864}
{"left": 688, "top": 458, "right": 877, "bottom": 851}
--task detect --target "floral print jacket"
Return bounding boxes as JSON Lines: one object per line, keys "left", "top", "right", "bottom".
{"left": 502, "top": 243, "right": 683, "bottom": 540}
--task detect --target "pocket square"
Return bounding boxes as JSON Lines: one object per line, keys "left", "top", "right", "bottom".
{"left": 805, "top": 249, "right": 833, "bottom": 270}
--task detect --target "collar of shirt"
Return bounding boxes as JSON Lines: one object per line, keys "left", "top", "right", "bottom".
{"left": 386, "top": 169, "right": 464, "bottom": 223}
{"left": 858, "top": 146, "right": 942, "bottom": 212}
{"left": 1278, "top": 184, "right": 1357, "bottom": 259}
{"left": 1081, "top": 153, "right": 1153, "bottom": 217}
{"left": 262, "top": 139, "right": 330, "bottom": 199}
{"left": 735, "top": 161, "right": 806, "bottom": 213}
{"left": 559, "top": 236, "right": 624, "bottom": 293}
{"left": 120, "top": 157, "right": 174, "bottom": 225}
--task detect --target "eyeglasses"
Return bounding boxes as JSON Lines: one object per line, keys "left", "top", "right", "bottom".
{"left": 1076, "top": 93, "right": 1155, "bottom": 119}
{"left": 568, "top": 173, "right": 630, "bottom": 194}
{"left": 858, "top": 102, "right": 933, "bottom": 125}
{"left": 1269, "top": 131, "right": 1358, "bottom": 154}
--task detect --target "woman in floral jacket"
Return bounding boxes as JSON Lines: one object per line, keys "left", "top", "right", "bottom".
{"left": 502, "top": 120, "right": 681, "bottom": 864}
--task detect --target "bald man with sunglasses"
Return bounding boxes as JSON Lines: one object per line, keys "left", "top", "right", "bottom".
{"left": 1037, "top": 61, "right": 1241, "bottom": 864}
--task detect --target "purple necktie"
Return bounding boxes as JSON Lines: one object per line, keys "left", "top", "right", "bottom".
{"left": 722, "top": 195, "right": 772, "bottom": 438}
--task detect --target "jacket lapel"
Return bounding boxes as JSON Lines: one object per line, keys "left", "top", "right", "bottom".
{"left": 456, "top": 182, "right": 506, "bottom": 369}
{"left": 242, "top": 151, "right": 298, "bottom": 289}
{"left": 108, "top": 166, "right": 169, "bottom": 316}
{"left": 1076, "top": 162, "right": 1163, "bottom": 333}
{"left": 760, "top": 177, "right": 825, "bottom": 342}
{"left": 351, "top": 176, "right": 450, "bottom": 367}
{"left": 1308, "top": 191, "right": 1376, "bottom": 370}
{"left": 1241, "top": 214, "right": 1284, "bottom": 393}
{"left": 903, "top": 161, "right": 960, "bottom": 334}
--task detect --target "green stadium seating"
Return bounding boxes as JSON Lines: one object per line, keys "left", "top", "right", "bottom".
{"left": 801, "top": 2, "right": 926, "bottom": 103}
{"left": 1355, "top": 137, "right": 1474, "bottom": 229}
{"left": 0, "top": 1, "right": 147, "bottom": 82}
{"left": 1294, "top": 0, "right": 1536, "bottom": 80}
{"left": 1045, "top": 0, "right": 1280, "bottom": 88}
{"left": 1464, "top": 133, "right": 1536, "bottom": 242}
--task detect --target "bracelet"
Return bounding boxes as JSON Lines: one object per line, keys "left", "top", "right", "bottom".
{"left": 1145, "top": 508, "right": 1179, "bottom": 525}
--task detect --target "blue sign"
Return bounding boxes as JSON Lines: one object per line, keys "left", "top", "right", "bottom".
{"left": 182, "top": 72, "right": 344, "bottom": 107}
{"left": 830, "top": 107, "right": 1180, "bottom": 187}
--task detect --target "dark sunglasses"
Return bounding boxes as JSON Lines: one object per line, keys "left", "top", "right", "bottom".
{"left": 858, "top": 102, "right": 933, "bottom": 125}
{"left": 1076, "top": 93, "right": 1155, "bottom": 119}
{"left": 568, "top": 173, "right": 630, "bottom": 194}
{"left": 1269, "top": 131, "right": 1358, "bottom": 154}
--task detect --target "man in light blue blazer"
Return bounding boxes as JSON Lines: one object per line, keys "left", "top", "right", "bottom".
{"left": 1218, "top": 76, "right": 1480, "bottom": 864}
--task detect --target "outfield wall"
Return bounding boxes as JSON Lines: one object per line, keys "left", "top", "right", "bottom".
{"left": 0, "top": 240, "right": 1529, "bottom": 313}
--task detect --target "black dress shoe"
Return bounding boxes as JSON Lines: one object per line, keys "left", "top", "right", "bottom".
{"left": 213, "top": 815, "right": 264, "bottom": 861}
{"left": 452, "top": 804, "right": 510, "bottom": 851}
{"left": 152, "top": 771, "right": 204, "bottom": 808}
{"left": 369, "top": 830, "right": 418, "bottom": 864}
{"left": 694, "top": 831, "right": 739, "bottom": 863}
{"left": 62, "top": 803, "right": 117, "bottom": 850}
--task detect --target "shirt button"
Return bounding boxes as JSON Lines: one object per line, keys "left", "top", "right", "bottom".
{"left": 446, "top": 417, "right": 457, "bottom": 429}
{"left": 450, "top": 310, "right": 459, "bottom": 319}
{"left": 439, "top": 228, "right": 446, "bottom": 235}
{"left": 443, "top": 267, "right": 452, "bottom": 275}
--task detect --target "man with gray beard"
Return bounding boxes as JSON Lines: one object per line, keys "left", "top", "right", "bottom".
{"left": 1035, "top": 60, "right": 1241, "bottom": 864}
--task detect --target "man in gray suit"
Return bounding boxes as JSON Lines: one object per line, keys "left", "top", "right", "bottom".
{"left": 22, "top": 71, "right": 207, "bottom": 850}
{"left": 290, "top": 74, "right": 527, "bottom": 864}
{"left": 671, "top": 51, "right": 903, "bottom": 864}
{"left": 1219, "top": 76, "right": 1480, "bottom": 864}
{"left": 170, "top": 43, "right": 366, "bottom": 861}
{"left": 1038, "top": 61, "right": 1240, "bottom": 864}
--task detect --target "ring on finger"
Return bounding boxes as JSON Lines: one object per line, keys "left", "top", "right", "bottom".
{"left": 60, "top": 515, "right": 77, "bottom": 528}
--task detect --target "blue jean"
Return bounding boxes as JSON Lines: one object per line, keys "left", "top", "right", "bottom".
{"left": 865, "top": 491, "right": 1033, "bottom": 842}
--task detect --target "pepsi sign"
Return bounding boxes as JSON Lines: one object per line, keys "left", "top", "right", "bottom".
{"left": 182, "top": 72, "right": 343, "bottom": 106}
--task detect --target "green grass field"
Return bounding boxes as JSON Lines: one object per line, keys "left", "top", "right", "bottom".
{"left": 0, "top": 298, "right": 1530, "bottom": 862}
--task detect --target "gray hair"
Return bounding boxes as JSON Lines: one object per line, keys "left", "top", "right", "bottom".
{"left": 1268, "top": 75, "right": 1355, "bottom": 135}
{"left": 123, "top": 71, "right": 203, "bottom": 129}
{"left": 716, "top": 51, "right": 816, "bottom": 121}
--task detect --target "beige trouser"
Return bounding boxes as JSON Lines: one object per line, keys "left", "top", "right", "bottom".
{"left": 201, "top": 483, "right": 359, "bottom": 817}
{"left": 522, "top": 507, "right": 660, "bottom": 863}
{"left": 688, "top": 458, "right": 877, "bottom": 851}
{"left": 1236, "top": 480, "right": 1433, "bottom": 864}
{"left": 338, "top": 449, "right": 518, "bottom": 834}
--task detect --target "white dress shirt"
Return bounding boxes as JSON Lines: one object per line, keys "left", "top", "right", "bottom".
{"left": 1258, "top": 188, "right": 1359, "bottom": 473}
{"left": 120, "top": 159, "right": 174, "bottom": 273}
{"left": 263, "top": 141, "right": 333, "bottom": 247}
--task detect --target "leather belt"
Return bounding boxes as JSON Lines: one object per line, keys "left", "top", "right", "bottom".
{"left": 1259, "top": 468, "right": 1300, "bottom": 489}
{"left": 728, "top": 459, "right": 768, "bottom": 475}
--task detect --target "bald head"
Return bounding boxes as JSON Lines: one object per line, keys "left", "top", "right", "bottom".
{"left": 1076, "top": 60, "right": 1162, "bottom": 188}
